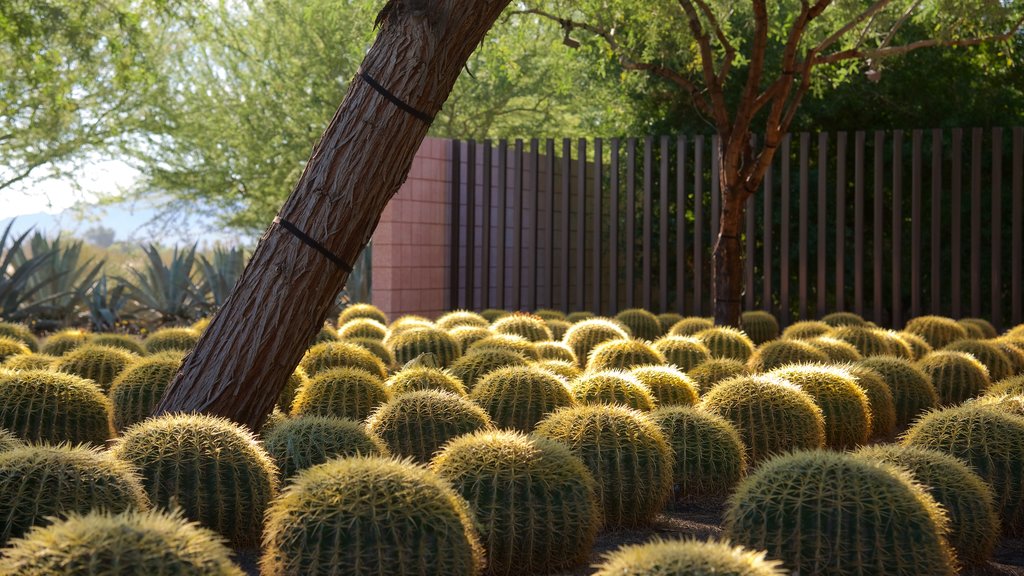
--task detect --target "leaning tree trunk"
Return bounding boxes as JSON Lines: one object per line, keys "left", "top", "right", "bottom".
{"left": 712, "top": 186, "right": 750, "bottom": 328}
{"left": 154, "top": 0, "right": 513, "bottom": 431}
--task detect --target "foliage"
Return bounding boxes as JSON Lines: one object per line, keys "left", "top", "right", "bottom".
{"left": 0, "top": 222, "right": 59, "bottom": 323}
{"left": 117, "top": 243, "right": 205, "bottom": 325}
{"left": 8, "top": 231, "right": 104, "bottom": 329}
{"left": 196, "top": 246, "right": 245, "bottom": 310}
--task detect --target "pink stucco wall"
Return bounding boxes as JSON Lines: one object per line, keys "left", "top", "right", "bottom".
{"left": 371, "top": 137, "right": 451, "bottom": 321}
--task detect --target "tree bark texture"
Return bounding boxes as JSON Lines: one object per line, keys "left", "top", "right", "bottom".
{"left": 154, "top": 0, "right": 512, "bottom": 431}
{"left": 713, "top": 190, "right": 748, "bottom": 327}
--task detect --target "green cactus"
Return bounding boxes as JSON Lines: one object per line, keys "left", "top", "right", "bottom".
{"left": 820, "top": 311, "right": 868, "bottom": 327}
{"left": 2, "top": 353, "right": 57, "bottom": 371}
{"left": 54, "top": 344, "right": 139, "bottom": 393}
{"left": 904, "top": 404, "right": 1024, "bottom": 536}
{"left": 904, "top": 315, "right": 969, "bottom": 348}
{"left": 535, "top": 404, "right": 673, "bottom": 527}
{"left": 615, "top": 308, "right": 663, "bottom": 340}
{"left": 566, "top": 310, "right": 595, "bottom": 323}
{"left": 259, "top": 408, "right": 289, "bottom": 437}
{"left": 544, "top": 318, "right": 571, "bottom": 340}
{"left": 768, "top": 364, "right": 872, "bottom": 449}
{"left": 0, "top": 336, "right": 30, "bottom": 362}
{"left": 805, "top": 336, "right": 863, "bottom": 362}
{"left": 40, "top": 329, "right": 90, "bottom": 356}
{"left": 449, "top": 325, "right": 494, "bottom": 352}
{"left": 386, "top": 365, "right": 468, "bottom": 396}
{"left": 656, "top": 312, "right": 684, "bottom": 333}
{"left": 592, "top": 539, "right": 786, "bottom": 576}
{"left": 631, "top": 365, "right": 699, "bottom": 407}
{"left": 533, "top": 308, "right": 567, "bottom": 322}
{"left": 858, "top": 356, "right": 938, "bottom": 430}
{"left": 534, "top": 340, "right": 577, "bottom": 364}
{"left": 740, "top": 310, "right": 779, "bottom": 345}
{"left": 299, "top": 340, "right": 387, "bottom": 379}
{"left": 262, "top": 415, "right": 388, "bottom": 480}
{"left": 365, "top": 390, "right": 493, "bottom": 463}
{"left": 388, "top": 315, "right": 435, "bottom": 335}
{"left": 109, "top": 352, "right": 182, "bottom": 432}
{"left": 667, "top": 316, "right": 714, "bottom": 336}
{"left": 311, "top": 323, "right": 338, "bottom": 345}
{"left": 781, "top": 320, "right": 832, "bottom": 340}
{"left": 650, "top": 406, "right": 747, "bottom": 502}
{"left": 143, "top": 327, "right": 199, "bottom": 354}
{"left": 586, "top": 338, "right": 667, "bottom": 371}
{"left": 470, "top": 365, "right": 575, "bottom": 431}
{"left": 275, "top": 367, "right": 309, "bottom": 412}
{"left": 960, "top": 317, "right": 998, "bottom": 339}
{"left": 874, "top": 329, "right": 915, "bottom": 359}
{"left": 491, "top": 313, "right": 553, "bottom": 342}
{"left": 337, "top": 302, "right": 388, "bottom": 326}
{"left": 571, "top": 369, "right": 656, "bottom": 411}
{"left": 0, "top": 444, "right": 150, "bottom": 547}
{"left": 562, "top": 318, "right": 630, "bottom": 365}
{"left": 337, "top": 317, "right": 388, "bottom": 340}
{"left": 699, "top": 375, "right": 825, "bottom": 463}
{"left": 916, "top": 350, "right": 991, "bottom": 406}
{"left": 993, "top": 338, "right": 1024, "bottom": 375}
{"left": 652, "top": 335, "right": 712, "bottom": 371}
{"left": 480, "top": 308, "right": 512, "bottom": 323}
{"left": 970, "top": 393, "right": 1024, "bottom": 417}
{"left": 387, "top": 326, "right": 462, "bottom": 368}
{"left": 111, "top": 413, "right": 278, "bottom": 547}
{"left": 448, "top": 348, "right": 530, "bottom": 391}
{"left": 290, "top": 366, "right": 390, "bottom": 421}
{"left": 191, "top": 317, "right": 211, "bottom": 332}
{"left": 987, "top": 374, "right": 1024, "bottom": 396}
{"left": 435, "top": 310, "right": 490, "bottom": 331}
{"left": 467, "top": 333, "right": 540, "bottom": 360}
{"left": 855, "top": 444, "right": 1000, "bottom": 565}
{"left": 431, "top": 430, "right": 600, "bottom": 575}
{"left": 90, "top": 333, "right": 147, "bottom": 356}
{"left": 0, "top": 322, "right": 38, "bottom": 352}
{"left": 537, "top": 359, "right": 582, "bottom": 380}
{"left": 687, "top": 358, "right": 748, "bottom": 393}
{"left": 746, "top": 339, "right": 829, "bottom": 373}
{"left": 695, "top": 327, "right": 755, "bottom": 362}
{"left": 261, "top": 456, "right": 484, "bottom": 576}
{"left": 0, "top": 369, "right": 112, "bottom": 445}
{"left": 0, "top": 509, "right": 244, "bottom": 576}
{"left": 897, "top": 331, "right": 934, "bottom": 360}
{"left": 828, "top": 325, "right": 894, "bottom": 357}
{"left": 347, "top": 337, "right": 396, "bottom": 368}
{"left": 847, "top": 365, "right": 898, "bottom": 440}
{"left": 724, "top": 449, "right": 956, "bottom": 576}
{"left": 943, "top": 339, "right": 1013, "bottom": 382}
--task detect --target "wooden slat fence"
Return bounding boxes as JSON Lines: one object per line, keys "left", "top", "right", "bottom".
{"left": 448, "top": 128, "right": 1024, "bottom": 330}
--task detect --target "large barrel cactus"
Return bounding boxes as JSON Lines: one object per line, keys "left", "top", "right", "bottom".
{"left": 90, "top": 333, "right": 147, "bottom": 356}
{"left": 650, "top": 406, "right": 747, "bottom": 502}
{"left": 261, "top": 456, "right": 484, "bottom": 576}
{"left": 652, "top": 335, "right": 712, "bottom": 371}
{"left": 262, "top": 415, "right": 388, "bottom": 480}
{"left": 805, "top": 336, "right": 864, "bottom": 362}
{"left": 630, "top": 365, "right": 699, "bottom": 407}
{"left": 109, "top": 352, "right": 182, "bottom": 432}
{"left": 724, "top": 450, "right": 956, "bottom": 576}
{"left": 448, "top": 348, "right": 529, "bottom": 391}
{"left": 40, "top": 329, "right": 90, "bottom": 356}
{"left": 897, "top": 330, "right": 934, "bottom": 360}
{"left": 615, "top": 308, "right": 663, "bottom": 341}
{"left": 562, "top": 318, "right": 630, "bottom": 365}
{"left": 903, "top": 315, "right": 969, "bottom": 348}
{"left": 781, "top": 320, "right": 832, "bottom": 340}
{"left": 846, "top": 364, "right": 898, "bottom": 440}
{"left": 687, "top": 358, "right": 748, "bottom": 393}
{"left": 695, "top": 327, "right": 755, "bottom": 362}
{"left": 432, "top": 430, "right": 600, "bottom": 575}
{"left": 0, "top": 369, "right": 113, "bottom": 445}
{"left": 828, "top": 326, "right": 894, "bottom": 357}
{"left": 592, "top": 539, "right": 786, "bottom": 576}
{"left": 143, "top": 327, "right": 199, "bottom": 354}
{"left": 365, "top": 390, "right": 493, "bottom": 463}
{"left": 858, "top": 356, "right": 937, "bottom": 430}
{"left": 746, "top": 339, "right": 828, "bottom": 373}
{"left": 667, "top": 316, "right": 714, "bottom": 336}
{"left": 337, "top": 302, "right": 388, "bottom": 326}
{"left": 386, "top": 365, "right": 468, "bottom": 396}
{"left": 436, "top": 310, "right": 490, "bottom": 330}
{"left": 470, "top": 364, "right": 575, "bottom": 431}
{"left": 739, "top": 310, "right": 780, "bottom": 345}
{"left": 299, "top": 340, "right": 387, "bottom": 379}
{"left": 387, "top": 326, "right": 462, "bottom": 368}
{"left": 820, "top": 311, "right": 868, "bottom": 327}
{"left": 338, "top": 317, "right": 388, "bottom": 340}
{"left": 943, "top": 339, "right": 1013, "bottom": 382}
{"left": 586, "top": 338, "right": 666, "bottom": 371}
{"left": 535, "top": 340, "right": 578, "bottom": 364}
{"left": 449, "top": 325, "right": 495, "bottom": 352}
{"left": 290, "top": 366, "right": 390, "bottom": 422}
{"left": 55, "top": 344, "right": 138, "bottom": 392}
{"left": 571, "top": 369, "right": 656, "bottom": 411}
{"left": 491, "top": 313, "right": 553, "bottom": 342}
{"left": 767, "top": 364, "right": 872, "bottom": 449}
{"left": 916, "top": 350, "right": 991, "bottom": 405}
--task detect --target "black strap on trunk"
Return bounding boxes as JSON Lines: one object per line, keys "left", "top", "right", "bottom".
{"left": 358, "top": 67, "right": 434, "bottom": 124}
{"left": 274, "top": 217, "right": 353, "bottom": 273}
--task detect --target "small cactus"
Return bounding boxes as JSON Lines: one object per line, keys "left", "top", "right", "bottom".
{"left": 0, "top": 322, "right": 38, "bottom": 352}
{"left": 847, "top": 364, "right": 898, "bottom": 440}
{"left": 0, "top": 369, "right": 112, "bottom": 445}
{"left": 470, "top": 365, "right": 575, "bottom": 431}
{"left": 448, "top": 348, "right": 530, "bottom": 391}
{"left": 55, "top": 344, "right": 138, "bottom": 392}
{"left": 436, "top": 310, "right": 491, "bottom": 330}
{"left": 481, "top": 308, "right": 512, "bottom": 323}
{"left": 565, "top": 310, "right": 595, "bottom": 323}
{"left": 537, "top": 359, "right": 582, "bottom": 380}
{"left": 3, "top": 353, "right": 57, "bottom": 371}
{"left": 365, "top": 390, "right": 493, "bottom": 463}
{"left": 652, "top": 335, "right": 712, "bottom": 371}
{"left": 491, "top": 313, "right": 553, "bottom": 342}
{"left": 746, "top": 339, "right": 828, "bottom": 373}
{"left": 650, "top": 406, "right": 747, "bottom": 502}
{"left": 449, "top": 325, "right": 494, "bottom": 352}
{"left": 337, "top": 317, "right": 388, "bottom": 340}
{"left": 467, "top": 333, "right": 539, "bottom": 360}
{"left": 90, "top": 333, "right": 147, "bottom": 356}
{"left": 586, "top": 338, "right": 666, "bottom": 371}
{"left": 261, "top": 456, "right": 484, "bottom": 576}
{"left": 768, "top": 364, "right": 872, "bottom": 449}
{"left": 592, "top": 539, "right": 786, "bottom": 576}
{"left": 109, "top": 352, "right": 182, "bottom": 432}
{"left": 143, "top": 327, "right": 199, "bottom": 354}
{"left": 943, "top": 339, "right": 1013, "bottom": 382}
{"left": 615, "top": 308, "right": 663, "bottom": 341}
{"left": 535, "top": 340, "right": 578, "bottom": 364}
{"left": 904, "top": 315, "right": 969, "bottom": 348}
{"left": 695, "top": 327, "right": 755, "bottom": 362}
{"left": 805, "top": 336, "right": 863, "bottom": 362}
{"left": 387, "top": 326, "right": 462, "bottom": 368}
{"left": 687, "top": 358, "right": 748, "bottom": 393}
{"left": 829, "top": 325, "right": 894, "bottom": 357}
{"left": 631, "top": 365, "right": 699, "bottom": 407}
{"left": 820, "top": 311, "right": 868, "bottom": 327}
{"left": 386, "top": 365, "right": 468, "bottom": 396}
{"left": 432, "top": 430, "right": 600, "bottom": 575}
{"left": 916, "top": 350, "right": 991, "bottom": 405}
{"left": 262, "top": 415, "right": 388, "bottom": 479}
{"left": 299, "top": 340, "right": 387, "bottom": 379}
{"left": 337, "top": 302, "right": 388, "bottom": 326}
{"left": 0, "top": 336, "right": 30, "bottom": 362}
{"left": 781, "top": 320, "right": 832, "bottom": 340}
{"left": 562, "top": 318, "right": 630, "bottom": 365}
{"left": 667, "top": 316, "right": 714, "bottom": 336}
{"left": 858, "top": 356, "right": 937, "bottom": 430}
{"left": 40, "top": 329, "right": 89, "bottom": 356}
{"left": 739, "top": 310, "right": 779, "bottom": 345}
{"left": 290, "top": 366, "right": 390, "bottom": 422}
{"left": 571, "top": 370, "right": 656, "bottom": 411}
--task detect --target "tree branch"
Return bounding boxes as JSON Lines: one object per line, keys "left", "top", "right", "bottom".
{"left": 676, "top": 0, "right": 730, "bottom": 131}
{"left": 812, "top": 0, "right": 895, "bottom": 55}
{"left": 691, "top": 0, "right": 736, "bottom": 85}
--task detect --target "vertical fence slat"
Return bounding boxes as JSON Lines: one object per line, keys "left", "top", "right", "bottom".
{"left": 560, "top": 139, "right": 571, "bottom": 310}
{"left": 763, "top": 162, "right": 773, "bottom": 315}
{"left": 1013, "top": 127, "right": 1023, "bottom": 326}
{"left": 529, "top": 139, "right": 540, "bottom": 311}
{"left": 780, "top": 135, "right": 791, "bottom": 326}
{"left": 952, "top": 129, "right": 963, "bottom": 318}
{"left": 594, "top": 138, "right": 603, "bottom": 315}
{"left": 910, "top": 130, "right": 922, "bottom": 325}
{"left": 643, "top": 137, "right": 653, "bottom": 311}
{"left": 497, "top": 140, "right": 508, "bottom": 309}
{"left": 610, "top": 139, "right": 620, "bottom": 313}
{"left": 873, "top": 131, "right": 884, "bottom": 325}
{"left": 835, "top": 132, "right": 847, "bottom": 314}
{"left": 991, "top": 128, "right": 1003, "bottom": 330}
{"left": 799, "top": 132, "right": 809, "bottom": 320}
{"left": 694, "top": 136, "right": 704, "bottom": 316}
{"left": 577, "top": 138, "right": 586, "bottom": 311}
{"left": 544, "top": 139, "right": 555, "bottom": 308}
{"left": 449, "top": 140, "right": 461, "bottom": 310}
{"left": 660, "top": 135, "right": 670, "bottom": 313}
{"left": 677, "top": 136, "right": 687, "bottom": 314}
{"left": 711, "top": 135, "right": 721, "bottom": 245}
{"left": 971, "top": 128, "right": 982, "bottom": 318}
{"left": 465, "top": 140, "right": 476, "bottom": 311}
{"left": 817, "top": 133, "right": 828, "bottom": 318}
{"left": 626, "top": 138, "right": 637, "bottom": 309}
{"left": 513, "top": 140, "right": 523, "bottom": 310}
{"left": 481, "top": 141, "right": 493, "bottom": 309}
{"left": 892, "top": 130, "right": 904, "bottom": 328}
{"left": 746, "top": 135, "right": 757, "bottom": 312}
{"left": 930, "top": 130, "right": 942, "bottom": 316}
{"left": 854, "top": 131, "right": 865, "bottom": 316}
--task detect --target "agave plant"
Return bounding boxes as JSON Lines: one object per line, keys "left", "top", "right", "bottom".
{"left": 0, "top": 221, "right": 61, "bottom": 323}
{"left": 197, "top": 246, "right": 246, "bottom": 310}
{"left": 118, "top": 244, "right": 206, "bottom": 325}
{"left": 11, "top": 232, "right": 104, "bottom": 329}
{"left": 331, "top": 242, "right": 372, "bottom": 316}
{"left": 86, "top": 274, "right": 132, "bottom": 331}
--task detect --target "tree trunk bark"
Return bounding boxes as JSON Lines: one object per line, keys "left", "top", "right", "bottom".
{"left": 153, "top": 0, "right": 512, "bottom": 431}
{"left": 712, "top": 186, "right": 747, "bottom": 327}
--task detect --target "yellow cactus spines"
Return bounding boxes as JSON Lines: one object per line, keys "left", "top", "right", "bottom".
{"left": 820, "top": 311, "right": 868, "bottom": 327}
{"left": 111, "top": 414, "right": 278, "bottom": 547}
{"left": 0, "top": 369, "right": 112, "bottom": 445}
{"left": 987, "top": 374, "right": 1024, "bottom": 396}
{"left": 695, "top": 326, "right": 755, "bottom": 362}
{"left": 2, "top": 353, "right": 57, "bottom": 371}
{"left": 311, "top": 323, "right": 338, "bottom": 345}
{"left": 0, "top": 428, "right": 22, "bottom": 452}
{"left": 337, "top": 302, "right": 388, "bottom": 326}
{"left": 448, "top": 348, "right": 530, "bottom": 391}
{"left": 109, "top": 352, "right": 182, "bottom": 432}
{"left": 656, "top": 312, "right": 683, "bottom": 332}
{"left": 299, "top": 340, "right": 387, "bottom": 379}
{"left": 0, "top": 509, "right": 244, "bottom": 576}
{"left": 143, "top": 327, "right": 199, "bottom": 354}
{"left": 337, "top": 317, "right": 388, "bottom": 340}
{"left": 739, "top": 310, "right": 779, "bottom": 345}
{"left": 916, "top": 350, "right": 991, "bottom": 405}
{"left": 562, "top": 318, "right": 630, "bottom": 365}
{"left": 263, "top": 415, "right": 388, "bottom": 480}
{"left": 746, "top": 339, "right": 828, "bottom": 373}
{"left": 0, "top": 444, "right": 150, "bottom": 547}
{"left": 566, "top": 310, "right": 595, "bottom": 323}
{"left": 432, "top": 430, "right": 600, "bottom": 575}
{"left": 467, "top": 333, "right": 539, "bottom": 360}
{"left": 586, "top": 338, "right": 666, "bottom": 372}
{"left": 781, "top": 320, "right": 832, "bottom": 340}
{"left": 480, "top": 308, "right": 512, "bottom": 323}
{"left": 535, "top": 404, "right": 673, "bottom": 527}
{"left": 276, "top": 367, "right": 309, "bottom": 412}
{"left": 992, "top": 339, "right": 1024, "bottom": 374}
{"left": 571, "top": 369, "right": 656, "bottom": 411}
{"left": 533, "top": 308, "right": 567, "bottom": 322}
{"left": 872, "top": 328, "right": 915, "bottom": 359}
{"left": 365, "top": 390, "right": 493, "bottom": 464}
{"left": 592, "top": 539, "right": 786, "bottom": 576}
{"left": 700, "top": 375, "right": 825, "bottom": 463}
{"left": 40, "top": 329, "right": 89, "bottom": 356}
{"left": 970, "top": 393, "right": 1024, "bottom": 417}
{"left": 768, "top": 364, "right": 872, "bottom": 449}
{"left": 650, "top": 406, "right": 747, "bottom": 502}
{"left": 544, "top": 318, "right": 571, "bottom": 340}
{"left": 630, "top": 365, "right": 699, "bottom": 407}
{"left": 471, "top": 365, "right": 575, "bottom": 431}
{"left": 449, "top": 325, "right": 494, "bottom": 352}
{"left": 687, "top": 357, "right": 748, "bottom": 393}
{"left": 847, "top": 364, "right": 898, "bottom": 440}
{"left": 943, "top": 339, "right": 1014, "bottom": 382}
{"left": 858, "top": 355, "right": 938, "bottom": 430}
{"left": 652, "top": 335, "right": 712, "bottom": 372}
{"left": 667, "top": 316, "right": 714, "bottom": 336}
{"left": 90, "top": 333, "right": 146, "bottom": 356}
{"left": 537, "top": 359, "right": 582, "bottom": 380}
{"left": 897, "top": 330, "right": 934, "bottom": 360}
{"left": 387, "top": 365, "right": 467, "bottom": 396}
{"left": 261, "top": 456, "right": 484, "bottom": 576}
{"left": 387, "top": 314, "right": 434, "bottom": 335}
{"left": 55, "top": 344, "right": 138, "bottom": 392}
{"left": 959, "top": 317, "right": 998, "bottom": 339}
{"left": 346, "top": 337, "right": 396, "bottom": 368}
{"left": 855, "top": 444, "right": 1000, "bottom": 565}
{"left": 828, "top": 325, "right": 894, "bottom": 357}
{"left": 535, "top": 340, "right": 577, "bottom": 364}
{"left": 290, "top": 366, "right": 390, "bottom": 422}
{"left": 615, "top": 308, "right": 664, "bottom": 341}
{"left": 0, "top": 336, "right": 30, "bottom": 362}
{"left": 805, "top": 335, "right": 863, "bottom": 362}
{"left": 725, "top": 450, "right": 956, "bottom": 576}
{"left": 491, "top": 313, "right": 553, "bottom": 342}
{"left": 386, "top": 326, "right": 462, "bottom": 368}
{"left": 0, "top": 322, "right": 38, "bottom": 352}
{"left": 437, "top": 309, "right": 490, "bottom": 330}
{"left": 904, "top": 315, "right": 970, "bottom": 348}
{"left": 903, "top": 404, "right": 1024, "bottom": 535}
